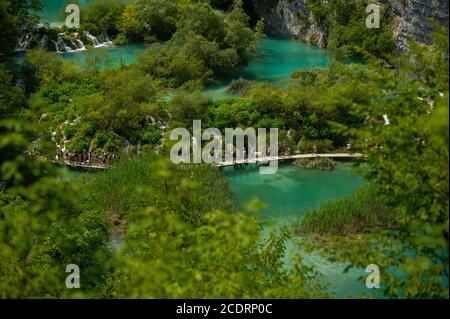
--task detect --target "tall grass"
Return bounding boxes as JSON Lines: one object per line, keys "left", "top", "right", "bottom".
{"left": 295, "top": 186, "right": 392, "bottom": 236}
{"left": 293, "top": 157, "right": 337, "bottom": 170}
{"left": 77, "top": 154, "right": 236, "bottom": 225}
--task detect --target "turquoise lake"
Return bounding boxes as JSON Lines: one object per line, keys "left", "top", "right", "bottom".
{"left": 224, "top": 162, "right": 376, "bottom": 298}
{"left": 204, "top": 38, "right": 330, "bottom": 98}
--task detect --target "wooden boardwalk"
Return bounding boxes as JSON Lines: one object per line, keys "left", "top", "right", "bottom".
{"left": 51, "top": 160, "right": 110, "bottom": 170}
{"left": 215, "top": 153, "right": 364, "bottom": 168}
{"left": 51, "top": 153, "right": 364, "bottom": 170}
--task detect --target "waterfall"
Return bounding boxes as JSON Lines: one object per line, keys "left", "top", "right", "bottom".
{"left": 75, "top": 39, "right": 86, "bottom": 51}
{"left": 52, "top": 41, "right": 59, "bottom": 53}
{"left": 39, "top": 34, "right": 48, "bottom": 49}
{"left": 137, "top": 140, "right": 142, "bottom": 155}
{"left": 64, "top": 44, "right": 74, "bottom": 52}
{"left": 53, "top": 33, "right": 88, "bottom": 53}
{"left": 84, "top": 31, "right": 112, "bottom": 48}
{"left": 15, "top": 33, "right": 33, "bottom": 52}
{"left": 52, "top": 34, "right": 65, "bottom": 53}
{"left": 15, "top": 79, "right": 26, "bottom": 90}
{"left": 84, "top": 31, "right": 100, "bottom": 47}
{"left": 15, "top": 30, "right": 111, "bottom": 54}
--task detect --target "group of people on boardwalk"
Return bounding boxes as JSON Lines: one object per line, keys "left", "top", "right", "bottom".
{"left": 55, "top": 149, "right": 118, "bottom": 167}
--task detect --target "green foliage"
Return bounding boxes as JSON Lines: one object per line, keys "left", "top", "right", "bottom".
{"left": 81, "top": 0, "right": 126, "bottom": 36}
{"left": 296, "top": 186, "right": 392, "bottom": 236}
{"left": 135, "top": 0, "right": 179, "bottom": 41}
{"left": 0, "top": 65, "right": 112, "bottom": 298}
{"left": 80, "top": 155, "right": 326, "bottom": 298}
{"left": 300, "top": 27, "right": 449, "bottom": 298}
{"left": 298, "top": 139, "right": 333, "bottom": 153}
{"left": 26, "top": 55, "right": 163, "bottom": 155}
{"left": 226, "top": 77, "right": 255, "bottom": 95}
{"left": 22, "top": 49, "right": 80, "bottom": 92}
{"left": 2, "top": 0, "right": 447, "bottom": 300}
{"left": 0, "top": 180, "right": 112, "bottom": 298}
{"left": 0, "top": 0, "right": 42, "bottom": 55}
{"left": 134, "top": 0, "right": 256, "bottom": 85}
{"left": 116, "top": 4, "right": 144, "bottom": 43}
{"left": 0, "top": 64, "right": 25, "bottom": 116}
{"left": 306, "top": 0, "right": 396, "bottom": 59}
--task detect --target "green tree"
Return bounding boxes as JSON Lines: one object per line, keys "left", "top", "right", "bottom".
{"left": 313, "top": 28, "right": 449, "bottom": 298}
{"left": 0, "top": 64, "right": 112, "bottom": 298}
{"left": 117, "top": 4, "right": 145, "bottom": 43}
{"left": 136, "top": 0, "right": 179, "bottom": 41}
{"left": 81, "top": 0, "right": 126, "bottom": 36}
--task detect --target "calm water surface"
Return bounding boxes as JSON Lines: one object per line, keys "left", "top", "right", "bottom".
{"left": 224, "top": 163, "right": 378, "bottom": 298}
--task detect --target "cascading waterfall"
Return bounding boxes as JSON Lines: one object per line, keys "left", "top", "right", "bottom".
{"left": 84, "top": 31, "right": 112, "bottom": 48}
{"left": 75, "top": 39, "right": 86, "bottom": 51}
{"left": 52, "top": 34, "right": 65, "bottom": 53}
{"left": 15, "top": 79, "right": 26, "bottom": 90}
{"left": 53, "top": 33, "right": 87, "bottom": 53}
{"left": 15, "top": 33, "right": 33, "bottom": 52}
{"left": 84, "top": 31, "right": 100, "bottom": 47}
{"left": 39, "top": 34, "right": 48, "bottom": 49}
{"left": 14, "top": 30, "right": 110, "bottom": 54}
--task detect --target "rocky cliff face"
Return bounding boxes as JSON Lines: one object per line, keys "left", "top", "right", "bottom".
{"left": 251, "top": 0, "right": 326, "bottom": 48}
{"left": 391, "top": 0, "right": 449, "bottom": 52}
{"left": 251, "top": 0, "right": 449, "bottom": 52}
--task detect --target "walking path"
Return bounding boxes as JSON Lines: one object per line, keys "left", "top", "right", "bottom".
{"left": 52, "top": 153, "right": 365, "bottom": 170}
{"left": 215, "top": 153, "right": 365, "bottom": 168}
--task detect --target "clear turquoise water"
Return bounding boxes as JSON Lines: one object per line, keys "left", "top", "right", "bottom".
{"left": 224, "top": 162, "right": 361, "bottom": 226}
{"left": 204, "top": 38, "right": 331, "bottom": 98}
{"left": 61, "top": 43, "right": 150, "bottom": 67}
{"left": 8, "top": 43, "right": 150, "bottom": 70}
{"left": 60, "top": 38, "right": 329, "bottom": 85}
{"left": 240, "top": 38, "right": 330, "bottom": 82}
{"left": 224, "top": 163, "right": 380, "bottom": 298}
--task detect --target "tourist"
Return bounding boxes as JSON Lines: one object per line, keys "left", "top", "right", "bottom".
{"left": 83, "top": 150, "right": 88, "bottom": 164}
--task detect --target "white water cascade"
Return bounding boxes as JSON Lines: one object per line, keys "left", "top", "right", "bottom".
{"left": 75, "top": 39, "right": 86, "bottom": 51}
{"left": 83, "top": 31, "right": 112, "bottom": 48}
{"left": 15, "top": 33, "right": 33, "bottom": 52}
{"left": 15, "top": 30, "right": 110, "bottom": 54}
{"left": 39, "top": 34, "right": 48, "bottom": 49}
{"left": 53, "top": 33, "right": 87, "bottom": 53}
{"left": 52, "top": 34, "right": 65, "bottom": 53}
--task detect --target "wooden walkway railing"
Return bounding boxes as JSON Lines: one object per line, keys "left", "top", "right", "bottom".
{"left": 51, "top": 153, "right": 364, "bottom": 170}
{"left": 215, "top": 153, "right": 365, "bottom": 168}
{"left": 51, "top": 160, "right": 110, "bottom": 170}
